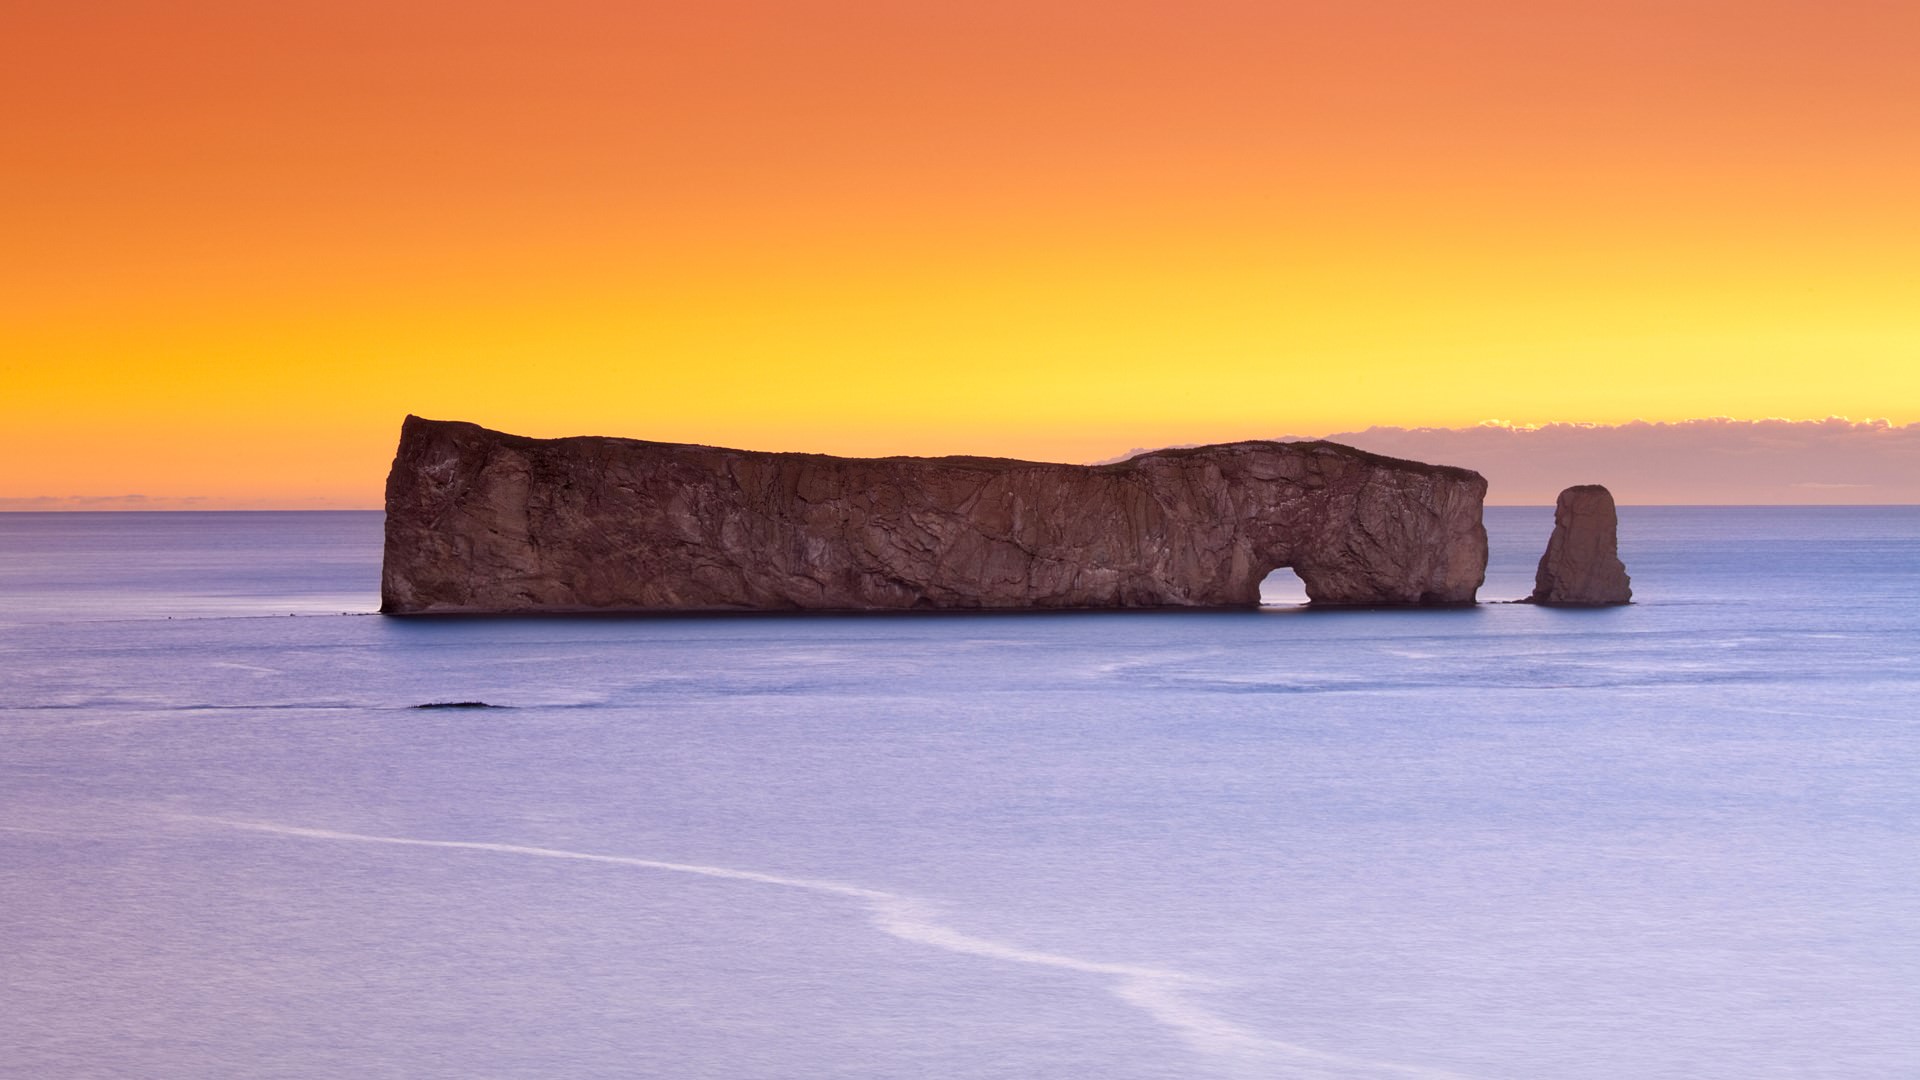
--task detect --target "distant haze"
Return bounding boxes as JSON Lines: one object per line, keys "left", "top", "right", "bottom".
{"left": 1260, "top": 418, "right": 1918, "bottom": 505}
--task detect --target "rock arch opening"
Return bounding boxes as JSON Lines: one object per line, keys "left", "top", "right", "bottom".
{"left": 1258, "top": 566, "right": 1310, "bottom": 607}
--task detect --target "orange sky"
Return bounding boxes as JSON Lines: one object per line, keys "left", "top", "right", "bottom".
{"left": 5, "top": 1, "right": 1918, "bottom": 506}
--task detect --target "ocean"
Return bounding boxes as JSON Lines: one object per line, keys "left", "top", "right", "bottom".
{"left": 2, "top": 507, "right": 1916, "bottom": 1079}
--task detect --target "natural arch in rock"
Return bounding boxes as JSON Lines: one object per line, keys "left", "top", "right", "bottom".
{"left": 1258, "top": 566, "right": 1310, "bottom": 606}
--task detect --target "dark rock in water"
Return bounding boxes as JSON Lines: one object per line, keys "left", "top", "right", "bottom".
{"left": 1527, "top": 485, "right": 1632, "bottom": 605}
{"left": 412, "top": 701, "right": 501, "bottom": 709}
{"left": 380, "top": 416, "right": 1489, "bottom": 614}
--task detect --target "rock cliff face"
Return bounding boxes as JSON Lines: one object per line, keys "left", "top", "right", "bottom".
{"left": 1528, "top": 485, "right": 1632, "bottom": 605}
{"left": 380, "top": 416, "right": 1489, "bottom": 614}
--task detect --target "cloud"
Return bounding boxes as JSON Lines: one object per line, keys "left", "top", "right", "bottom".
{"left": 1, "top": 492, "right": 381, "bottom": 511}
{"left": 1289, "top": 418, "right": 1920, "bottom": 504}
{"left": 0, "top": 494, "right": 209, "bottom": 511}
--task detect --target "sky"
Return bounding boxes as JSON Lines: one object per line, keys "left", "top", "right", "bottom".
{"left": 5, "top": 1, "right": 1918, "bottom": 507}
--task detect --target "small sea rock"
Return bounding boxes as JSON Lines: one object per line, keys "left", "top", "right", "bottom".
{"left": 1528, "top": 485, "right": 1632, "bottom": 605}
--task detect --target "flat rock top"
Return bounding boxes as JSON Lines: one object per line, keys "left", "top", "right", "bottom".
{"left": 406, "top": 417, "right": 1484, "bottom": 483}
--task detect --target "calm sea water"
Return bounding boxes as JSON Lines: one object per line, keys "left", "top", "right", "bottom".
{"left": 2, "top": 508, "right": 1916, "bottom": 1079}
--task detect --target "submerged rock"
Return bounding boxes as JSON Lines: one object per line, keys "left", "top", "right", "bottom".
{"left": 1528, "top": 485, "right": 1632, "bottom": 605}
{"left": 380, "top": 416, "right": 1489, "bottom": 614}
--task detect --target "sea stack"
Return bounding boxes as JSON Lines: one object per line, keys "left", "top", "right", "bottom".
{"left": 1528, "top": 485, "right": 1632, "bottom": 605}
{"left": 380, "top": 416, "right": 1489, "bottom": 614}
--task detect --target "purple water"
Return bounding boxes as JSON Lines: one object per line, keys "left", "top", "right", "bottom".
{"left": 3, "top": 508, "right": 1916, "bottom": 1078}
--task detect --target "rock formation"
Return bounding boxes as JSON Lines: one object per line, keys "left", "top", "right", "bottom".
{"left": 380, "top": 416, "right": 1489, "bottom": 614}
{"left": 1527, "top": 485, "right": 1632, "bottom": 605}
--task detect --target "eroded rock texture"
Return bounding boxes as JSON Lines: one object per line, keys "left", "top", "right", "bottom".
{"left": 1528, "top": 484, "right": 1632, "bottom": 605}
{"left": 381, "top": 416, "right": 1489, "bottom": 614}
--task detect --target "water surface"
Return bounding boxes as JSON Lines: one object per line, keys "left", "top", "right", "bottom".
{"left": 2, "top": 508, "right": 1916, "bottom": 1079}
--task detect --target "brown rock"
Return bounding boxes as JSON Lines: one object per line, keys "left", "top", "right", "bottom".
{"left": 380, "top": 416, "right": 1489, "bottom": 614}
{"left": 1528, "top": 485, "right": 1632, "bottom": 605}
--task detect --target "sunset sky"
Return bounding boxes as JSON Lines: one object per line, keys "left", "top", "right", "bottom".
{"left": 6, "top": 1, "right": 1918, "bottom": 506}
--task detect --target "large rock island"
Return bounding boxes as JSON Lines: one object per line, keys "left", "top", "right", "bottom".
{"left": 380, "top": 416, "right": 1489, "bottom": 614}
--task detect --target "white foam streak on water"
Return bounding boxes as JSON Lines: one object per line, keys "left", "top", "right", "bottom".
{"left": 191, "top": 817, "right": 1465, "bottom": 1080}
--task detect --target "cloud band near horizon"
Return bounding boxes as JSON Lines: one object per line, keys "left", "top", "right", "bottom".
{"left": 1285, "top": 417, "right": 1920, "bottom": 505}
